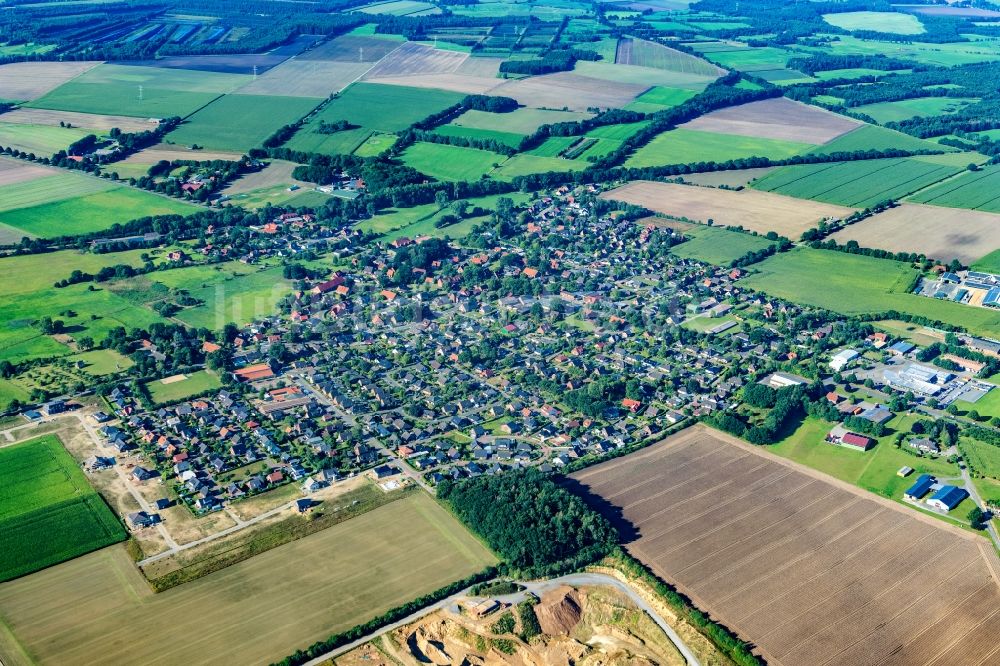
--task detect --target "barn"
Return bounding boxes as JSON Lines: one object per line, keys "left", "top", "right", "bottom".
{"left": 927, "top": 485, "right": 968, "bottom": 512}
{"left": 904, "top": 473, "right": 935, "bottom": 501}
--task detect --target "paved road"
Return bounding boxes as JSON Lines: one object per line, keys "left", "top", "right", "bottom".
{"left": 959, "top": 465, "right": 1000, "bottom": 550}
{"left": 302, "top": 573, "right": 701, "bottom": 666}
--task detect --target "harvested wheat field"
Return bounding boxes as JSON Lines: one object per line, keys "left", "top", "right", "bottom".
{"left": 602, "top": 181, "right": 853, "bottom": 237}
{"left": 570, "top": 424, "right": 1000, "bottom": 666}
{"left": 492, "top": 72, "right": 646, "bottom": 111}
{"left": 237, "top": 59, "right": 372, "bottom": 97}
{"left": 0, "top": 108, "right": 156, "bottom": 133}
{"left": 0, "top": 156, "right": 59, "bottom": 186}
{"left": 829, "top": 203, "right": 1000, "bottom": 265}
{"left": 120, "top": 144, "right": 245, "bottom": 164}
{"left": 363, "top": 41, "right": 467, "bottom": 78}
{"left": 0, "top": 61, "right": 101, "bottom": 102}
{"left": 301, "top": 35, "right": 401, "bottom": 62}
{"left": 681, "top": 98, "right": 861, "bottom": 144}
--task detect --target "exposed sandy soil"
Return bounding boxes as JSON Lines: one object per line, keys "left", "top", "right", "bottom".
{"left": 0, "top": 108, "right": 158, "bottom": 132}
{"left": 602, "top": 180, "right": 854, "bottom": 238}
{"left": 0, "top": 61, "right": 101, "bottom": 101}
{"left": 571, "top": 424, "right": 1000, "bottom": 666}
{"left": 829, "top": 202, "right": 1000, "bottom": 264}
{"left": 492, "top": 73, "right": 647, "bottom": 111}
{"left": 681, "top": 98, "right": 861, "bottom": 144}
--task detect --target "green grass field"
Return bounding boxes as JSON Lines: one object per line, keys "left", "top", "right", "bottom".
{"left": 809, "top": 124, "right": 949, "bottom": 155}
{"left": 952, "top": 389, "right": 1000, "bottom": 421}
{"left": 698, "top": 46, "right": 793, "bottom": 72}
{"left": 908, "top": 164, "right": 1000, "bottom": 212}
{"left": 822, "top": 11, "right": 924, "bottom": 35}
{"left": 352, "top": 132, "right": 397, "bottom": 156}
{"left": 0, "top": 187, "right": 199, "bottom": 238}
{"left": 287, "top": 83, "right": 464, "bottom": 154}
{"left": 145, "top": 369, "right": 222, "bottom": 404}
{"left": 0, "top": 435, "right": 126, "bottom": 583}
{"left": 450, "top": 107, "right": 590, "bottom": 135}
{"left": 742, "top": 247, "right": 1000, "bottom": 338}
{"left": 357, "top": 192, "right": 532, "bottom": 242}
{"left": 0, "top": 492, "right": 496, "bottom": 666}
{"left": 165, "top": 94, "right": 321, "bottom": 152}
{"left": 752, "top": 157, "right": 961, "bottom": 208}
{"left": 971, "top": 249, "right": 1000, "bottom": 273}
{"left": 586, "top": 120, "right": 651, "bottom": 141}
{"left": 813, "top": 35, "right": 1000, "bottom": 68}
{"left": 491, "top": 153, "right": 582, "bottom": 179}
{"left": 434, "top": 124, "right": 524, "bottom": 148}
{"left": 624, "top": 86, "right": 698, "bottom": 113}
{"left": 671, "top": 226, "right": 775, "bottom": 265}
{"left": 962, "top": 437, "right": 1000, "bottom": 481}
{"left": 400, "top": 142, "right": 503, "bottom": 181}
{"left": 27, "top": 64, "right": 248, "bottom": 118}
{"left": 626, "top": 128, "right": 812, "bottom": 168}
{"left": 854, "top": 97, "right": 979, "bottom": 124}
{"left": 0, "top": 122, "right": 93, "bottom": 155}
{"left": 0, "top": 171, "right": 116, "bottom": 211}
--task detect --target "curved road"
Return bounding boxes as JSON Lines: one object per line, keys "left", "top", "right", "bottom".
{"left": 302, "top": 572, "right": 701, "bottom": 666}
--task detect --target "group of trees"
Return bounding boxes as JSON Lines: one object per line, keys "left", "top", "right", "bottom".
{"left": 438, "top": 468, "right": 619, "bottom": 577}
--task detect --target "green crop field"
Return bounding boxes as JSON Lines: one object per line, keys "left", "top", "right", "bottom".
{"left": 814, "top": 35, "right": 1000, "bottom": 68}
{"left": 618, "top": 38, "right": 724, "bottom": 76}
{"left": 286, "top": 126, "right": 372, "bottom": 156}
{"left": 972, "top": 249, "right": 1000, "bottom": 273}
{"left": 698, "top": 46, "right": 793, "bottom": 72}
{"left": 908, "top": 164, "right": 1000, "bottom": 212}
{"left": 854, "top": 96, "right": 979, "bottom": 124}
{"left": 450, "top": 107, "right": 590, "bottom": 135}
{"left": 434, "top": 124, "right": 524, "bottom": 148}
{"left": 0, "top": 187, "right": 199, "bottom": 238}
{"left": 0, "top": 122, "right": 93, "bottom": 155}
{"left": 27, "top": 64, "right": 248, "bottom": 118}
{"left": 352, "top": 132, "right": 397, "bottom": 156}
{"left": 671, "top": 225, "right": 775, "bottom": 265}
{"left": 752, "top": 157, "right": 960, "bottom": 207}
{"left": 961, "top": 436, "right": 1000, "bottom": 479}
{"left": 0, "top": 172, "right": 116, "bottom": 212}
{"left": 742, "top": 247, "right": 1000, "bottom": 338}
{"left": 586, "top": 120, "right": 651, "bottom": 141}
{"left": 492, "top": 153, "right": 582, "bottom": 179}
{"left": 145, "top": 369, "right": 222, "bottom": 404}
{"left": 0, "top": 435, "right": 126, "bottom": 583}
{"left": 400, "top": 141, "right": 503, "bottom": 181}
{"left": 165, "top": 94, "right": 321, "bottom": 152}
{"left": 0, "top": 492, "right": 496, "bottom": 666}
{"left": 526, "top": 136, "right": 578, "bottom": 157}
{"left": 809, "top": 124, "right": 949, "bottom": 155}
{"left": 822, "top": 11, "right": 925, "bottom": 35}
{"left": 624, "top": 86, "right": 697, "bottom": 113}
{"left": 287, "top": 83, "right": 464, "bottom": 154}
{"left": 626, "top": 128, "right": 812, "bottom": 168}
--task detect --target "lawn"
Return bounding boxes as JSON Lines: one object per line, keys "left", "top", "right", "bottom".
{"left": 352, "top": 132, "right": 397, "bottom": 156}
{"left": 0, "top": 122, "right": 93, "bottom": 155}
{"left": 67, "top": 349, "right": 134, "bottom": 376}
{"left": 854, "top": 97, "right": 979, "bottom": 124}
{"left": 626, "top": 128, "right": 813, "bottom": 168}
{"left": 145, "top": 369, "right": 222, "bottom": 404}
{"left": 742, "top": 247, "right": 1000, "bottom": 338}
{"left": 27, "top": 64, "right": 248, "bottom": 118}
{"left": 671, "top": 225, "right": 775, "bottom": 265}
{"left": 952, "top": 388, "right": 1000, "bottom": 421}
{"left": 0, "top": 492, "right": 496, "bottom": 666}
{"left": 822, "top": 11, "right": 925, "bottom": 35}
{"left": 0, "top": 435, "right": 126, "bottom": 583}
{"left": 0, "top": 187, "right": 200, "bottom": 238}
{"left": 164, "top": 94, "right": 321, "bottom": 152}
{"left": 400, "top": 142, "right": 504, "bottom": 181}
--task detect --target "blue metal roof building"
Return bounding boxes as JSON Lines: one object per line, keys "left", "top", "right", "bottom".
{"left": 904, "top": 474, "right": 935, "bottom": 500}
{"left": 928, "top": 485, "right": 968, "bottom": 512}
{"left": 984, "top": 288, "right": 1000, "bottom": 308}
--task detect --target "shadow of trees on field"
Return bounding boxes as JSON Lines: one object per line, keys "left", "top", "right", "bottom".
{"left": 558, "top": 476, "right": 641, "bottom": 545}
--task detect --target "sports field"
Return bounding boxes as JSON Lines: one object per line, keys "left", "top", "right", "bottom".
{"left": 822, "top": 11, "right": 925, "bottom": 35}
{"left": 165, "top": 94, "right": 321, "bottom": 151}
{"left": 0, "top": 492, "right": 496, "bottom": 666}
{"left": 908, "top": 163, "right": 1000, "bottom": 212}
{"left": 625, "top": 128, "right": 812, "bottom": 168}
{"left": 741, "top": 247, "right": 1000, "bottom": 337}
{"left": 570, "top": 425, "right": 1000, "bottom": 666}
{"left": 27, "top": 64, "right": 249, "bottom": 118}
{"left": 671, "top": 225, "right": 775, "bottom": 265}
{"left": 752, "top": 157, "right": 962, "bottom": 208}
{"left": 0, "top": 435, "right": 125, "bottom": 583}
{"left": 400, "top": 141, "right": 503, "bottom": 181}
{"left": 145, "top": 369, "right": 222, "bottom": 404}
{"left": 602, "top": 181, "right": 853, "bottom": 238}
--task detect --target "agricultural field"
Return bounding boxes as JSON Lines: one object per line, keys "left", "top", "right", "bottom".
{"left": 0, "top": 435, "right": 126, "bottom": 583}
{"left": 364, "top": 53, "right": 503, "bottom": 95}
{"left": 829, "top": 203, "right": 1000, "bottom": 265}
{"left": 235, "top": 59, "right": 372, "bottom": 98}
{"left": 362, "top": 41, "right": 468, "bottom": 79}
{"left": 624, "top": 86, "right": 698, "bottom": 113}
{"left": 0, "top": 61, "right": 100, "bottom": 102}
{"left": 670, "top": 225, "right": 775, "bottom": 266}
{"left": 811, "top": 34, "right": 1000, "bottom": 68}
{"left": 164, "top": 94, "right": 321, "bottom": 152}
{"left": 490, "top": 72, "right": 647, "bottom": 112}
{"left": 855, "top": 96, "right": 980, "bottom": 124}
{"left": 908, "top": 163, "right": 1000, "bottom": 213}
{"left": 219, "top": 159, "right": 314, "bottom": 208}
{"left": 358, "top": 192, "right": 531, "bottom": 242}
{"left": 741, "top": 247, "right": 1000, "bottom": 338}
{"left": 680, "top": 97, "right": 861, "bottom": 144}
{"left": 434, "top": 124, "right": 523, "bottom": 148}
{"left": 602, "top": 181, "right": 853, "bottom": 238}
{"left": 27, "top": 64, "right": 250, "bottom": 118}
{"left": 972, "top": 249, "right": 1000, "bottom": 274}
{"left": 570, "top": 425, "right": 1000, "bottom": 666}
{"left": 0, "top": 121, "right": 94, "bottom": 156}
{"left": 0, "top": 108, "right": 158, "bottom": 133}
{"left": 145, "top": 369, "right": 222, "bottom": 404}
{"left": 808, "top": 123, "right": 949, "bottom": 155}
{"left": 573, "top": 60, "right": 715, "bottom": 90}
{"left": 823, "top": 11, "right": 925, "bottom": 34}
{"left": 400, "top": 141, "right": 504, "bottom": 181}
{"left": 615, "top": 37, "right": 725, "bottom": 77}
{"left": 679, "top": 166, "right": 775, "bottom": 188}
{"left": 0, "top": 492, "right": 496, "bottom": 666}
{"left": 448, "top": 107, "right": 590, "bottom": 135}
{"left": 625, "top": 127, "right": 812, "bottom": 168}
{"left": 695, "top": 45, "right": 794, "bottom": 72}
{"left": 752, "top": 157, "right": 962, "bottom": 208}
{"left": 299, "top": 34, "right": 404, "bottom": 63}
{"left": 960, "top": 436, "right": 1000, "bottom": 479}
{"left": 491, "top": 153, "right": 583, "bottom": 180}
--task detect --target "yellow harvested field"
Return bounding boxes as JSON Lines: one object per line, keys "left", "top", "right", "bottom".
{"left": 572, "top": 425, "right": 1000, "bottom": 666}
{"left": 117, "top": 144, "right": 245, "bottom": 165}
{"left": 363, "top": 42, "right": 468, "bottom": 78}
{"left": 0, "top": 108, "right": 157, "bottom": 133}
{"left": 829, "top": 202, "right": 1000, "bottom": 265}
{"left": 681, "top": 98, "right": 861, "bottom": 144}
{"left": 602, "top": 181, "right": 855, "bottom": 237}
{"left": 0, "top": 61, "right": 101, "bottom": 102}
{"left": 222, "top": 159, "right": 310, "bottom": 195}
{"left": 0, "top": 492, "right": 497, "bottom": 666}
{"left": 237, "top": 59, "right": 372, "bottom": 98}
